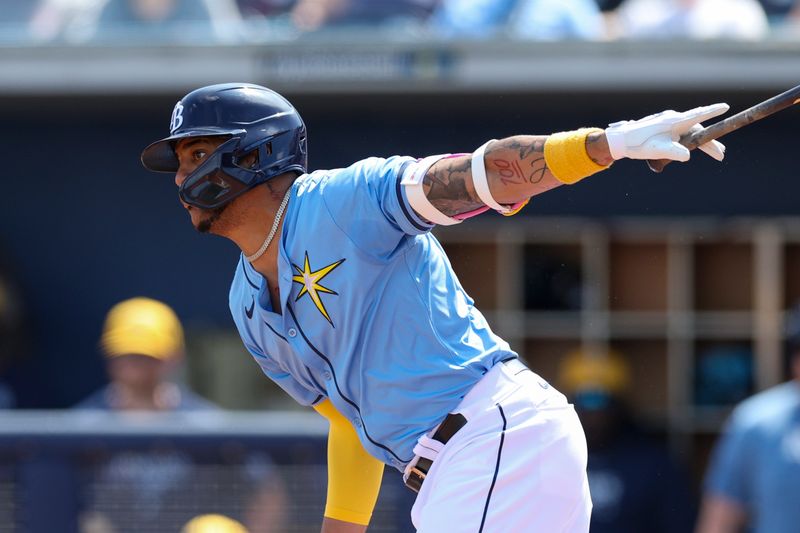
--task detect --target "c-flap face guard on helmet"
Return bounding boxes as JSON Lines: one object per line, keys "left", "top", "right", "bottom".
{"left": 179, "top": 130, "right": 301, "bottom": 209}
{"left": 179, "top": 137, "right": 253, "bottom": 209}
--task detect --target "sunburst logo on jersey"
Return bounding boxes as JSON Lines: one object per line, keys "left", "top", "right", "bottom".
{"left": 291, "top": 252, "right": 346, "bottom": 327}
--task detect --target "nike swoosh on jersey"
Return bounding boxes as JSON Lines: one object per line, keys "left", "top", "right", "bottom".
{"left": 245, "top": 297, "right": 255, "bottom": 319}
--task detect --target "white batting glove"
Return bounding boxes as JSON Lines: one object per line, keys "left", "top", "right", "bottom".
{"left": 605, "top": 103, "right": 730, "bottom": 162}
{"left": 686, "top": 123, "right": 726, "bottom": 161}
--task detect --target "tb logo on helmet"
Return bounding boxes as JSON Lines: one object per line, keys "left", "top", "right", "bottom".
{"left": 170, "top": 102, "right": 184, "bottom": 134}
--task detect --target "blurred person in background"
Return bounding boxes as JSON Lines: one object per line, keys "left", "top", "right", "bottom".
{"left": 29, "top": 0, "right": 109, "bottom": 42}
{"left": 288, "top": 0, "right": 435, "bottom": 32}
{"left": 76, "top": 296, "right": 215, "bottom": 411}
{"left": 0, "top": 252, "right": 31, "bottom": 409}
{"left": 696, "top": 308, "right": 800, "bottom": 533}
{"left": 757, "top": 0, "right": 800, "bottom": 35}
{"left": 236, "top": 0, "right": 294, "bottom": 18}
{"left": 756, "top": 0, "right": 799, "bottom": 23}
{"left": 0, "top": 0, "right": 40, "bottom": 43}
{"left": 510, "top": 0, "right": 605, "bottom": 39}
{"left": 30, "top": 0, "right": 243, "bottom": 43}
{"left": 76, "top": 297, "right": 287, "bottom": 533}
{"left": 594, "top": 0, "right": 626, "bottom": 9}
{"left": 559, "top": 349, "right": 696, "bottom": 533}
{"left": 90, "top": 0, "right": 243, "bottom": 43}
{"left": 610, "top": 0, "right": 769, "bottom": 39}
{"left": 0, "top": 247, "right": 32, "bottom": 533}
{"left": 430, "top": 0, "right": 604, "bottom": 40}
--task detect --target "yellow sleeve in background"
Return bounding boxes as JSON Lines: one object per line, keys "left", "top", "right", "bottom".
{"left": 313, "top": 399, "right": 385, "bottom": 526}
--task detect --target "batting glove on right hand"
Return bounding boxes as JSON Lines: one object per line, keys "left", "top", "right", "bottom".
{"left": 605, "top": 103, "right": 729, "bottom": 162}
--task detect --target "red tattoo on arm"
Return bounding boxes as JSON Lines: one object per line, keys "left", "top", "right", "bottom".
{"left": 492, "top": 158, "right": 526, "bottom": 186}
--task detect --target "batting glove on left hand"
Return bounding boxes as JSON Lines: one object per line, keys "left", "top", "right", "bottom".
{"left": 605, "top": 103, "right": 729, "bottom": 162}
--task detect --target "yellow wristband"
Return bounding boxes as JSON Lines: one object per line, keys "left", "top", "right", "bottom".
{"left": 544, "top": 128, "right": 611, "bottom": 185}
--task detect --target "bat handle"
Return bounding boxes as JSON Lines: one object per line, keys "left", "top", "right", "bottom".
{"left": 646, "top": 129, "right": 705, "bottom": 173}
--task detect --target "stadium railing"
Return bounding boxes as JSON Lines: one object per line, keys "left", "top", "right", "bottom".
{"left": 0, "top": 410, "right": 415, "bottom": 533}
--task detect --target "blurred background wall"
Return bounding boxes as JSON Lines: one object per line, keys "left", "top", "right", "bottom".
{"left": 4, "top": 81, "right": 798, "bottom": 408}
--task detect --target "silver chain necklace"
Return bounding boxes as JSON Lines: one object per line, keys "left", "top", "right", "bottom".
{"left": 245, "top": 187, "right": 292, "bottom": 263}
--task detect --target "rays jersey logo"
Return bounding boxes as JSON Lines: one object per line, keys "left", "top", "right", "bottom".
{"left": 170, "top": 101, "right": 184, "bottom": 134}
{"left": 291, "top": 252, "right": 345, "bottom": 327}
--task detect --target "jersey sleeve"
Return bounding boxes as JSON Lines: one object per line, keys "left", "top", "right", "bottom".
{"left": 320, "top": 156, "right": 434, "bottom": 254}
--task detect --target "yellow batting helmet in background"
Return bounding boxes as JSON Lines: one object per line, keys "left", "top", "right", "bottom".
{"left": 181, "top": 514, "right": 249, "bottom": 533}
{"left": 558, "top": 348, "right": 631, "bottom": 396}
{"left": 99, "top": 297, "right": 184, "bottom": 361}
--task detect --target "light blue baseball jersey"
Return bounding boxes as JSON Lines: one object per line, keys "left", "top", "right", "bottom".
{"left": 229, "top": 155, "right": 517, "bottom": 471}
{"left": 704, "top": 381, "right": 800, "bottom": 533}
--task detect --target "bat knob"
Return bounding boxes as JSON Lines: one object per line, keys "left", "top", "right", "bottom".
{"left": 647, "top": 159, "right": 669, "bottom": 173}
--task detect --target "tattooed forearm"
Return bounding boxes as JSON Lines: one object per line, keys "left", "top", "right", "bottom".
{"left": 492, "top": 137, "right": 549, "bottom": 185}
{"left": 423, "top": 157, "right": 484, "bottom": 216}
{"left": 503, "top": 137, "right": 545, "bottom": 162}
{"left": 492, "top": 155, "right": 548, "bottom": 185}
{"left": 487, "top": 136, "right": 547, "bottom": 194}
{"left": 418, "top": 134, "right": 570, "bottom": 220}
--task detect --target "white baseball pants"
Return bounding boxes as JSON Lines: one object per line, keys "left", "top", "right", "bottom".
{"left": 408, "top": 359, "right": 592, "bottom": 532}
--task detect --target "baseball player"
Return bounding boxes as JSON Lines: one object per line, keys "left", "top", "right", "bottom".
{"left": 141, "top": 83, "right": 728, "bottom": 533}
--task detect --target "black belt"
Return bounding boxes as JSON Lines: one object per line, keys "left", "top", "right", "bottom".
{"left": 404, "top": 412, "right": 467, "bottom": 493}
{"left": 404, "top": 359, "right": 524, "bottom": 493}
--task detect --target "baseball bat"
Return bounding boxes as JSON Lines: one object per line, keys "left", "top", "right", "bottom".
{"left": 647, "top": 82, "right": 800, "bottom": 173}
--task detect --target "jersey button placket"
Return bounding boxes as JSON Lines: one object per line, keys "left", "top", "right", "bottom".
{"left": 287, "top": 328, "right": 297, "bottom": 338}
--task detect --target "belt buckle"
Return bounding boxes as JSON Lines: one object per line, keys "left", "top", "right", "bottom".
{"left": 404, "top": 413, "right": 467, "bottom": 493}
{"left": 404, "top": 465, "right": 427, "bottom": 493}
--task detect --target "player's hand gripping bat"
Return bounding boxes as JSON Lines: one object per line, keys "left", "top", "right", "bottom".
{"left": 647, "top": 82, "right": 800, "bottom": 173}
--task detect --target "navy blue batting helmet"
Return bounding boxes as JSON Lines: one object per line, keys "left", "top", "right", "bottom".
{"left": 141, "top": 83, "right": 307, "bottom": 209}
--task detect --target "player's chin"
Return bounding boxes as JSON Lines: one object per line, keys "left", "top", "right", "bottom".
{"left": 194, "top": 212, "right": 215, "bottom": 234}
{"left": 193, "top": 205, "right": 227, "bottom": 234}
{"left": 184, "top": 206, "right": 209, "bottom": 233}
